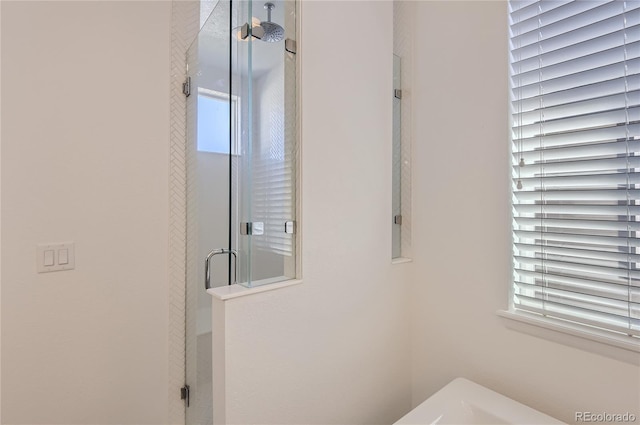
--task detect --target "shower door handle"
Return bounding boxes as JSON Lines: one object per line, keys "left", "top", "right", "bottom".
{"left": 204, "top": 249, "right": 237, "bottom": 290}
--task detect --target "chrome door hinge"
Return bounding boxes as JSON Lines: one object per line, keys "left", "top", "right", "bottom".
{"left": 285, "top": 221, "right": 296, "bottom": 234}
{"left": 181, "top": 385, "right": 190, "bottom": 407}
{"left": 183, "top": 77, "right": 191, "bottom": 97}
{"left": 241, "top": 22, "right": 265, "bottom": 40}
{"left": 394, "top": 89, "right": 402, "bottom": 99}
{"left": 394, "top": 215, "right": 403, "bottom": 225}
{"left": 285, "top": 39, "right": 297, "bottom": 54}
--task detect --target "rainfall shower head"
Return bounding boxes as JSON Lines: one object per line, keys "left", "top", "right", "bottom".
{"left": 260, "top": 3, "right": 285, "bottom": 43}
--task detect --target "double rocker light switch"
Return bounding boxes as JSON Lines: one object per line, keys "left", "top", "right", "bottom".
{"left": 37, "top": 242, "right": 75, "bottom": 273}
{"left": 43, "top": 250, "right": 55, "bottom": 266}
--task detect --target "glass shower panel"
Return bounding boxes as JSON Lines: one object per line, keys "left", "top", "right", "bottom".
{"left": 392, "top": 54, "right": 402, "bottom": 258}
{"left": 184, "top": 1, "right": 297, "bottom": 423}
{"left": 233, "top": 0, "right": 297, "bottom": 287}
{"left": 185, "top": 1, "right": 231, "bottom": 423}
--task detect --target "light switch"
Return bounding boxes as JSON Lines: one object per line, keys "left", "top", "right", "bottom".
{"left": 37, "top": 242, "right": 75, "bottom": 273}
{"left": 58, "top": 249, "right": 69, "bottom": 265}
{"left": 43, "top": 250, "right": 55, "bottom": 266}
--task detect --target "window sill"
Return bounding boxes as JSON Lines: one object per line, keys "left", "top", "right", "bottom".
{"left": 497, "top": 310, "right": 640, "bottom": 355}
{"left": 207, "top": 278, "right": 303, "bottom": 301}
{"left": 392, "top": 257, "right": 412, "bottom": 265}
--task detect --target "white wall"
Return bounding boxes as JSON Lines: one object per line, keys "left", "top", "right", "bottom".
{"left": 214, "top": 1, "right": 413, "bottom": 424}
{"left": 1, "top": 2, "right": 171, "bottom": 424}
{"left": 5, "top": 2, "right": 636, "bottom": 425}
{"left": 410, "top": 2, "right": 640, "bottom": 425}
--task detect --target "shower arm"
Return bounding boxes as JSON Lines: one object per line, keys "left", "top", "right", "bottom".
{"left": 265, "top": 2, "right": 274, "bottom": 22}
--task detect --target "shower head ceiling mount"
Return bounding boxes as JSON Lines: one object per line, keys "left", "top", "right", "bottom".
{"left": 235, "top": 2, "right": 285, "bottom": 43}
{"left": 259, "top": 2, "right": 285, "bottom": 43}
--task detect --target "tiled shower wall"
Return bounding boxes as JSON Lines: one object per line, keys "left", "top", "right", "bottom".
{"left": 168, "top": 2, "right": 199, "bottom": 423}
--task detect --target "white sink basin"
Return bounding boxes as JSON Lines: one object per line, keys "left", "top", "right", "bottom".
{"left": 394, "top": 378, "right": 565, "bottom": 425}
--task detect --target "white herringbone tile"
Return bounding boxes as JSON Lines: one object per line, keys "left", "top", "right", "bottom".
{"left": 169, "top": 1, "right": 199, "bottom": 424}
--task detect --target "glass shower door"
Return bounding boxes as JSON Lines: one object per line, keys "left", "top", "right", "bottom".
{"left": 184, "top": 1, "right": 296, "bottom": 423}
{"left": 185, "top": 1, "right": 232, "bottom": 424}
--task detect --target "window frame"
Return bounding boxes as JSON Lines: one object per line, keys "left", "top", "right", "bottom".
{"left": 196, "top": 87, "right": 241, "bottom": 156}
{"left": 503, "top": 0, "right": 639, "bottom": 353}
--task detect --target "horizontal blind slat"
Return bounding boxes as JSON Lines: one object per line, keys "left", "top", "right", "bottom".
{"left": 514, "top": 74, "right": 640, "bottom": 113}
{"left": 514, "top": 140, "right": 640, "bottom": 163}
{"left": 514, "top": 256, "right": 639, "bottom": 289}
{"left": 511, "top": 1, "right": 598, "bottom": 35}
{"left": 512, "top": 5, "right": 640, "bottom": 62}
{"left": 513, "top": 216, "right": 640, "bottom": 236}
{"left": 516, "top": 157, "right": 640, "bottom": 179}
{"left": 514, "top": 172, "right": 640, "bottom": 191}
{"left": 513, "top": 106, "right": 640, "bottom": 139}
{"left": 515, "top": 243, "right": 640, "bottom": 267}
{"left": 514, "top": 189, "right": 640, "bottom": 205}
{"left": 512, "top": 44, "right": 640, "bottom": 89}
{"left": 511, "top": 1, "right": 639, "bottom": 49}
{"left": 513, "top": 89, "right": 640, "bottom": 126}
{"left": 514, "top": 293, "right": 640, "bottom": 336}
{"left": 512, "top": 25, "right": 640, "bottom": 74}
{"left": 515, "top": 281, "right": 640, "bottom": 316}
{"left": 514, "top": 269, "right": 639, "bottom": 302}
{"left": 513, "top": 123, "right": 640, "bottom": 152}
{"left": 514, "top": 231, "right": 640, "bottom": 256}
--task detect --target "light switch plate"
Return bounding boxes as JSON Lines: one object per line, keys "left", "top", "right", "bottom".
{"left": 37, "top": 242, "right": 75, "bottom": 273}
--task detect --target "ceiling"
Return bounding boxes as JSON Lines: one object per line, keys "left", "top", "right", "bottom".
{"left": 193, "top": 0, "right": 290, "bottom": 78}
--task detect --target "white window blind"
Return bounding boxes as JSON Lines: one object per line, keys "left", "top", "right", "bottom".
{"left": 509, "top": 0, "right": 640, "bottom": 339}
{"left": 253, "top": 154, "right": 294, "bottom": 256}
{"left": 252, "top": 67, "right": 294, "bottom": 257}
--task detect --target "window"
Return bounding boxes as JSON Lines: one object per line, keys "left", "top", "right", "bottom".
{"left": 197, "top": 88, "right": 240, "bottom": 155}
{"left": 509, "top": 0, "right": 639, "bottom": 343}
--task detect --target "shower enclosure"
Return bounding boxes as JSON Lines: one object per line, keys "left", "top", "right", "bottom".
{"left": 184, "top": 1, "right": 297, "bottom": 423}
